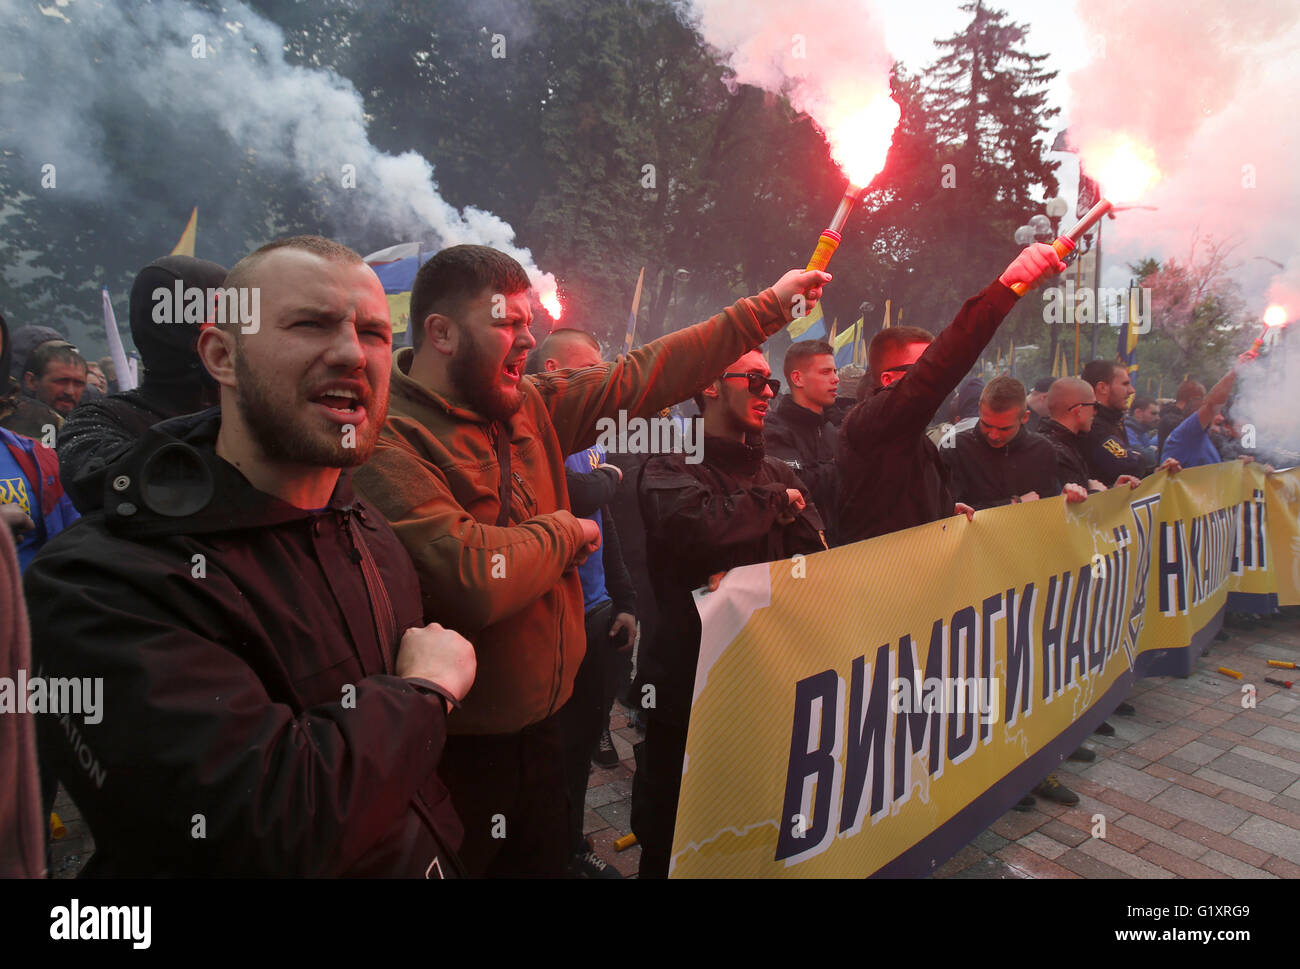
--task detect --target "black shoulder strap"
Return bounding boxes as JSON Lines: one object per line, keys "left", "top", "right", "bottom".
{"left": 495, "top": 423, "right": 512, "bottom": 527}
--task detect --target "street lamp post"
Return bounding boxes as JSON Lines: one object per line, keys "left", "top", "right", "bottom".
{"left": 1016, "top": 197, "right": 1069, "bottom": 379}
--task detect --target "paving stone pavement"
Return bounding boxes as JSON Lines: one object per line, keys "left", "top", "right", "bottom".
{"left": 45, "top": 611, "right": 1300, "bottom": 879}
{"left": 931, "top": 610, "right": 1300, "bottom": 880}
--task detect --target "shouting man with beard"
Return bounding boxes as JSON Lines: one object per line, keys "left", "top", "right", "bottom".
{"left": 354, "top": 244, "right": 829, "bottom": 877}
{"left": 24, "top": 236, "right": 476, "bottom": 876}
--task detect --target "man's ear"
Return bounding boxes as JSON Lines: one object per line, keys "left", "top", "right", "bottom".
{"left": 23, "top": 371, "right": 37, "bottom": 392}
{"left": 1020, "top": 410, "right": 1030, "bottom": 425}
{"left": 196, "top": 326, "right": 238, "bottom": 390}
{"left": 701, "top": 380, "right": 720, "bottom": 400}
{"left": 790, "top": 370, "right": 805, "bottom": 389}
{"left": 544, "top": 358, "right": 559, "bottom": 372}
{"left": 423, "top": 313, "right": 457, "bottom": 356}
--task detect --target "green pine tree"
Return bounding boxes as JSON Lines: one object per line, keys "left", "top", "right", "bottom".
{"left": 922, "top": 0, "right": 1061, "bottom": 349}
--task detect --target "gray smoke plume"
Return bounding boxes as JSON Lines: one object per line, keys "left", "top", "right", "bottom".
{"left": 0, "top": 0, "right": 557, "bottom": 302}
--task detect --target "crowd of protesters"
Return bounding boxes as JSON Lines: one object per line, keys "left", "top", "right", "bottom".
{"left": 0, "top": 234, "right": 1285, "bottom": 879}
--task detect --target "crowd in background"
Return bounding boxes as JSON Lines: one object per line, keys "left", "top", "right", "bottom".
{"left": 0, "top": 236, "right": 1284, "bottom": 879}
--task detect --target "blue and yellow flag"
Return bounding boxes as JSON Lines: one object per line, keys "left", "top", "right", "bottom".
{"left": 1118, "top": 277, "right": 1140, "bottom": 373}
{"left": 787, "top": 302, "right": 827, "bottom": 343}
{"left": 170, "top": 207, "right": 197, "bottom": 257}
{"left": 832, "top": 317, "right": 861, "bottom": 367}
{"left": 365, "top": 243, "right": 430, "bottom": 337}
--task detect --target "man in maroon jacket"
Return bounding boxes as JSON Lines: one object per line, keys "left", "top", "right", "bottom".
{"left": 836, "top": 244, "right": 1066, "bottom": 544}
{"left": 24, "top": 236, "right": 476, "bottom": 876}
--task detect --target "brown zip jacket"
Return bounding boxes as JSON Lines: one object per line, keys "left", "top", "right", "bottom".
{"left": 354, "top": 289, "right": 788, "bottom": 734}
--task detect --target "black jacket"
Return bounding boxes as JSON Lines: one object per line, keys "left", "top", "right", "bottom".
{"left": 58, "top": 387, "right": 200, "bottom": 512}
{"left": 1083, "top": 403, "right": 1147, "bottom": 485}
{"left": 836, "top": 280, "right": 1019, "bottom": 543}
{"left": 24, "top": 408, "right": 464, "bottom": 877}
{"left": 940, "top": 425, "right": 1060, "bottom": 510}
{"left": 1039, "top": 418, "right": 1093, "bottom": 490}
{"left": 763, "top": 394, "right": 839, "bottom": 544}
{"left": 637, "top": 435, "right": 826, "bottom": 726}
{"left": 825, "top": 395, "right": 856, "bottom": 428}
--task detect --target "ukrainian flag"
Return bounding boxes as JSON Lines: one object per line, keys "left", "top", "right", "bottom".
{"left": 1117, "top": 277, "right": 1140, "bottom": 374}
{"left": 364, "top": 243, "right": 429, "bottom": 337}
{"left": 833, "top": 317, "right": 861, "bottom": 367}
{"left": 786, "top": 302, "right": 827, "bottom": 343}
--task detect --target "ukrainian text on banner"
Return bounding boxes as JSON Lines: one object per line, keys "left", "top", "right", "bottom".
{"left": 670, "top": 463, "right": 1299, "bottom": 877}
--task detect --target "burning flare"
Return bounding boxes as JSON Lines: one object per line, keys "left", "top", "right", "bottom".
{"left": 1080, "top": 132, "right": 1162, "bottom": 204}
{"left": 821, "top": 93, "right": 901, "bottom": 187}
{"left": 1263, "top": 304, "right": 1288, "bottom": 328}
{"left": 803, "top": 93, "right": 901, "bottom": 274}
{"left": 539, "top": 288, "right": 563, "bottom": 321}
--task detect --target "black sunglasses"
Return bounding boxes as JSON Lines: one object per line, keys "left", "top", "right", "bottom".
{"left": 1069, "top": 401, "right": 1100, "bottom": 411}
{"left": 721, "top": 372, "right": 780, "bottom": 396}
{"left": 882, "top": 363, "right": 915, "bottom": 375}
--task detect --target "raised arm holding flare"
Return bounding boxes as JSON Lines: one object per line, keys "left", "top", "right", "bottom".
{"left": 353, "top": 244, "right": 829, "bottom": 877}
{"left": 836, "top": 243, "right": 1065, "bottom": 543}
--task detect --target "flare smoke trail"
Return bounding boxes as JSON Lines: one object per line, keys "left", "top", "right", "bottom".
{"left": 1065, "top": 0, "right": 1300, "bottom": 318}
{"left": 0, "top": 0, "right": 557, "bottom": 300}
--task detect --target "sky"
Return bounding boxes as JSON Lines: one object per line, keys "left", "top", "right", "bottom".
{"left": 876, "top": 0, "right": 1300, "bottom": 318}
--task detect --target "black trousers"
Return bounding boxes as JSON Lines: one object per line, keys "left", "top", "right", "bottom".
{"left": 438, "top": 710, "right": 570, "bottom": 878}
{"left": 629, "top": 714, "right": 689, "bottom": 879}
{"left": 557, "top": 600, "right": 611, "bottom": 856}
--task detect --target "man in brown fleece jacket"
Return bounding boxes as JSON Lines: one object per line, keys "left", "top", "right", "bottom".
{"left": 354, "top": 244, "right": 828, "bottom": 876}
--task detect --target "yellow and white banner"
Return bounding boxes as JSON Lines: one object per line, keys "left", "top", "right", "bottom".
{"left": 671, "top": 463, "right": 1300, "bottom": 877}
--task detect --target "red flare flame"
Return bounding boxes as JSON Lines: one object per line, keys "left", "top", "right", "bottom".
{"left": 1080, "top": 132, "right": 1161, "bottom": 204}
{"left": 822, "top": 93, "right": 900, "bottom": 187}
{"left": 540, "top": 289, "right": 563, "bottom": 320}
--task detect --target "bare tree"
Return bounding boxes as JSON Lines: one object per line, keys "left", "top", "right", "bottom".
{"left": 1144, "top": 231, "right": 1247, "bottom": 376}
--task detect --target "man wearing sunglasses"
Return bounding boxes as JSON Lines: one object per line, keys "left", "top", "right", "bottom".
{"left": 633, "top": 348, "right": 827, "bottom": 878}
{"left": 1039, "top": 377, "right": 1110, "bottom": 493}
{"left": 837, "top": 244, "right": 1067, "bottom": 543}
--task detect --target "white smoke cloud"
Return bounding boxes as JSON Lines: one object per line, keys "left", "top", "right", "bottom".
{"left": 0, "top": 0, "right": 556, "bottom": 300}
{"left": 677, "top": 0, "right": 898, "bottom": 183}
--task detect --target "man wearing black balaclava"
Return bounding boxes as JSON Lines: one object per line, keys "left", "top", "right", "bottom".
{"left": 57, "top": 256, "right": 227, "bottom": 511}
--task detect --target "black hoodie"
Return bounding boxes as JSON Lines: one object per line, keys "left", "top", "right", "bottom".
{"left": 57, "top": 256, "right": 227, "bottom": 511}
{"left": 25, "top": 408, "right": 465, "bottom": 877}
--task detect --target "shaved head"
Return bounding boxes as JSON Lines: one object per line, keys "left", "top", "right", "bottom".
{"left": 1048, "top": 377, "right": 1092, "bottom": 417}
{"left": 220, "top": 236, "right": 366, "bottom": 334}
{"left": 537, "top": 328, "right": 601, "bottom": 371}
